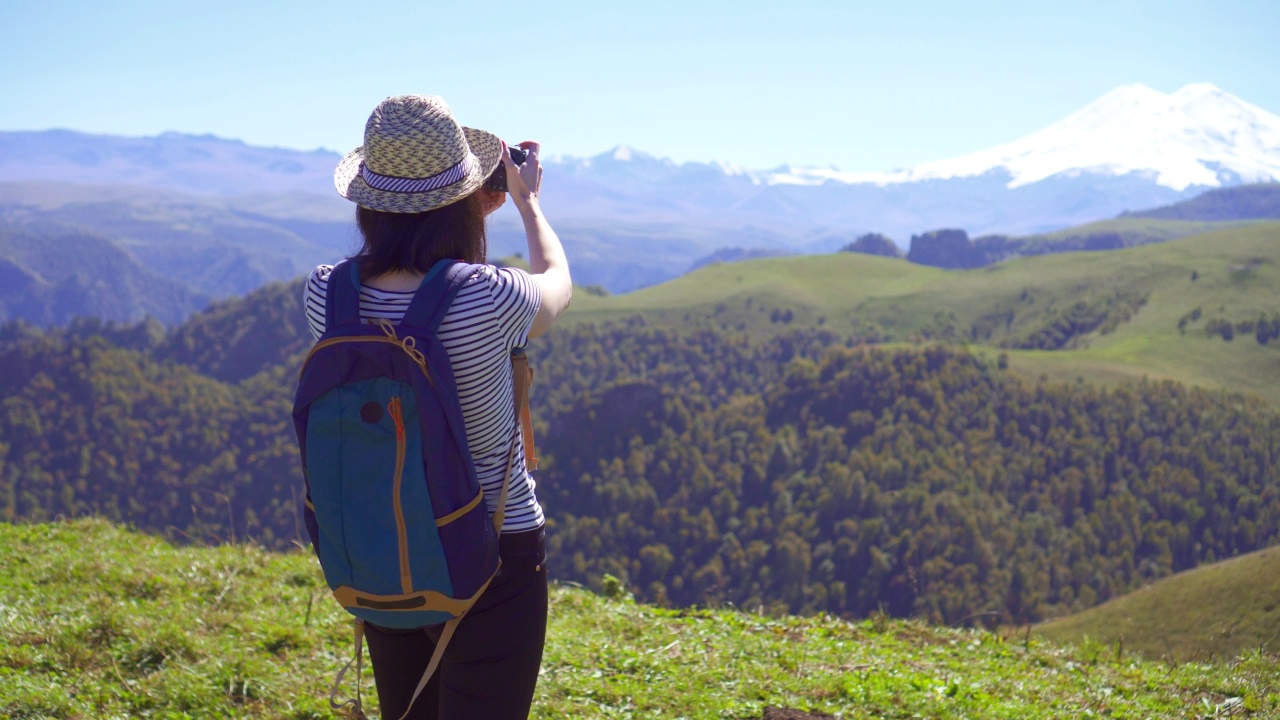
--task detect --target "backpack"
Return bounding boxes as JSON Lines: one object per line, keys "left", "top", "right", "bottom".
{"left": 292, "top": 258, "right": 537, "bottom": 720}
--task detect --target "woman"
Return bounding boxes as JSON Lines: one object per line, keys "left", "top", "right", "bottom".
{"left": 303, "top": 95, "right": 572, "bottom": 720}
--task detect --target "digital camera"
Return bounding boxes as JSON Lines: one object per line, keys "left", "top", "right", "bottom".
{"left": 483, "top": 145, "right": 529, "bottom": 193}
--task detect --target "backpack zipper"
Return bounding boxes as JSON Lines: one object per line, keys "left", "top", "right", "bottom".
{"left": 387, "top": 396, "right": 413, "bottom": 593}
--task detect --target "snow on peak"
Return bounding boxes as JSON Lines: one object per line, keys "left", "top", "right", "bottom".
{"left": 709, "top": 159, "right": 756, "bottom": 177}
{"left": 579, "top": 144, "right": 675, "bottom": 168}
{"left": 603, "top": 144, "right": 653, "bottom": 162}
{"left": 1172, "top": 82, "right": 1227, "bottom": 99}
{"left": 859, "top": 83, "right": 1280, "bottom": 191}
{"left": 548, "top": 84, "right": 1280, "bottom": 191}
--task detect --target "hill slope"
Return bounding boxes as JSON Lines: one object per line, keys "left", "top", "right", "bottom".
{"left": 1, "top": 519, "right": 1275, "bottom": 719}
{"left": 567, "top": 222, "right": 1280, "bottom": 404}
{"left": 0, "top": 225, "right": 208, "bottom": 325}
{"left": 1124, "top": 182, "right": 1280, "bottom": 221}
{"left": 1037, "top": 544, "right": 1280, "bottom": 662}
{"left": 0, "top": 181, "right": 357, "bottom": 317}
{"left": 1013, "top": 217, "right": 1262, "bottom": 255}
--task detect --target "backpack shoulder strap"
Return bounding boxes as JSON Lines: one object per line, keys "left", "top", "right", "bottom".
{"left": 511, "top": 346, "right": 538, "bottom": 471}
{"left": 325, "top": 259, "right": 363, "bottom": 329}
{"left": 399, "top": 260, "right": 479, "bottom": 332}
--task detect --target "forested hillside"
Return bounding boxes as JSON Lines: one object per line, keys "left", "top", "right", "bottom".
{"left": 0, "top": 182, "right": 355, "bottom": 326}
{"left": 3, "top": 289, "right": 1278, "bottom": 626}
{"left": 530, "top": 324, "right": 1280, "bottom": 623}
{"left": 0, "top": 225, "right": 207, "bottom": 325}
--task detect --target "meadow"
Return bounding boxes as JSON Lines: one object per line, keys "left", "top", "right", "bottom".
{"left": 2, "top": 519, "right": 1275, "bottom": 719}
{"left": 1037, "top": 543, "right": 1280, "bottom": 663}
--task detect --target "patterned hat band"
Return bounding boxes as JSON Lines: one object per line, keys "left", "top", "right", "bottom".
{"left": 359, "top": 154, "right": 479, "bottom": 194}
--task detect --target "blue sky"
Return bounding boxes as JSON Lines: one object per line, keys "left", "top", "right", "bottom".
{"left": 2, "top": 0, "right": 1276, "bottom": 171}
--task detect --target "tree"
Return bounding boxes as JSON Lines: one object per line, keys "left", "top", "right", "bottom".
{"left": 841, "top": 233, "right": 902, "bottom": 258}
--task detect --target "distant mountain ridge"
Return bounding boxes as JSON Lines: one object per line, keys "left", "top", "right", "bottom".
{"left": 4, "top": 83, "right": 1278, "bottom": 304}
{"left": 0, "top": 129, "right": 341, "bottom": 197}
{"left": 7, "top": 83, "right": 1278, "bottom": 237}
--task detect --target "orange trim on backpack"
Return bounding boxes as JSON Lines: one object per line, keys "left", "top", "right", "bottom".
{"left": 435, "top": 491, "right": 483, "bottom": 527}
{"left": 331, "top": 572, "right": 495, "bottom": 616}
{"left": 387, "top": 397, "right": 412, "bottom": 594}
{"left": 300, "top": 334, "right": 435, "bottom": 387}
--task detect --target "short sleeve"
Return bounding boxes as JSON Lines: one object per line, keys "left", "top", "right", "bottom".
{"left": 485, "top": 265, "right": 542, "bottom": 349}
{"left": 303, "top": 265, "right": 333, "bottom": 341}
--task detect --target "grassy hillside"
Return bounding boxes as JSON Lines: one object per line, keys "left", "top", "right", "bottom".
{"left": 566, "top": 222, "right": 1280, "bottom": 404}
{"left": 1122, "top": 183, "right": 1280, "bottom": 221}
{"left": 1037, "top": 544, "right": 1280, "bottom": 663}
{"left": 2, "top": 519, "right": 1277, "bottom": 719}
{"left": 1016, "top": 217, "right": 1263, "bottom": 252}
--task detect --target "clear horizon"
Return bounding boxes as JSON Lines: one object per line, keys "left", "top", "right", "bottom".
{"left": 3, "top": 0, "right": 1277, "bottom": 172}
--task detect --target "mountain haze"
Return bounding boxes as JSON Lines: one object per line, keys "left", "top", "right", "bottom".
{"left": 0, "top": 182, "right": 357, "bottom": 324}
{"left": 3, "top": 83, "right": 1277, "bottom": 297}
{"left": 0, "top": 129, "right": 340, "bottom": 197}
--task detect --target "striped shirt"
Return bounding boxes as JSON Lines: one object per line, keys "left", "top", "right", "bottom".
{"left": 304, "top": 263, "right": 545, "bottom": 533}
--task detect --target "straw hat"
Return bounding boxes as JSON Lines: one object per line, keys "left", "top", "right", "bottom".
{"left": 334, "top": 95, "right": 503, "bottom": 213}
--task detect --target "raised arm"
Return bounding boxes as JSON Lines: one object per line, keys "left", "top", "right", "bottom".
{"left": 504, "top": 141, "right": 571, "bottom": 339}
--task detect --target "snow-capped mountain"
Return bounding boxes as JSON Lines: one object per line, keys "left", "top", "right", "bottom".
{"left": 2, "top": 83, "right": 1276, "bottom": 293}
{"left": 770, "top": 83, "right": 1280, "bottom": 190}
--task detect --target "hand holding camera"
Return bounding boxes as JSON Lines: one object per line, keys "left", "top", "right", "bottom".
{"left": 486, "top": 141, "right": 542, "bottom": 207}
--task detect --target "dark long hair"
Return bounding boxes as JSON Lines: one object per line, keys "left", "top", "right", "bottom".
{"left": 352, "top": 191, "right": 487, "bottom": 282}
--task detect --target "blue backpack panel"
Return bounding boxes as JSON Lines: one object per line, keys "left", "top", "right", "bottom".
{"left": 292, "top": 258, "right": 516, "bottom": 717}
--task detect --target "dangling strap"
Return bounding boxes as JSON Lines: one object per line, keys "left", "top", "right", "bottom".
{"left": 511, "top": 347, "right": 538, "bottom": 471}
{"left": 395, "top": 615, "right": 462, "bottom": 720}
{"left": 329, "top": 619, "right": 367, "bottom": 719}
{"left": 391, "top": 433, "right": 520, "bottom": 720}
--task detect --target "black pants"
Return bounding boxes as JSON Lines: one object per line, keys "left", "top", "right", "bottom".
{"left": 364, "top": 527, "right": 548, "bottom": 720}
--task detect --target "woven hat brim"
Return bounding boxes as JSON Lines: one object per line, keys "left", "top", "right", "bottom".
{"left": 334, "top": 127, "right": 503, "bottom": 213}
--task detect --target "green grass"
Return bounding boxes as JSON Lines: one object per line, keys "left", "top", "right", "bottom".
{"left": 3, "top": 519, "right": 1279, "bottom": 719}
{"left": 1017, "top": 218, "right": 1264, "bottom": 250}
{"left": 562, "top": 222, "right": 1280, "bottom": 404}
{"left": 1037, "top": 545, "right": 1280, "bottom": 665}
